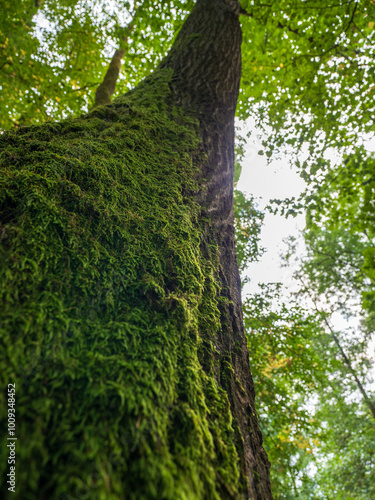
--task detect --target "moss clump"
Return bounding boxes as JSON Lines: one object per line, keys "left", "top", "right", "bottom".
{"left": 0, "top": 69, "right": 240, "bottom": 499}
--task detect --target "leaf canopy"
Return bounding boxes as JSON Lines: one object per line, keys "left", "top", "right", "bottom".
{"left": 2, "top": 0, "right": 375, "bottom": 162}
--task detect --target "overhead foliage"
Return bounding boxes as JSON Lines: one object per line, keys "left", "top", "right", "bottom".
{"left": 0, "top": 0, "right": 193, "bottom": 129}
{"left": 2, "top": 0, "right": 375, "bottom": 158}
{"left": 239, "top": 0, "right": 375, "bottom": 161}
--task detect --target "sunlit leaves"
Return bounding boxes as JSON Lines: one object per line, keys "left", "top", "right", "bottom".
{"left": 0, "top": 0, "right": 193, "bottom": 130}
{"left": 239, "top": 0, "right": 375, "bottom": 162}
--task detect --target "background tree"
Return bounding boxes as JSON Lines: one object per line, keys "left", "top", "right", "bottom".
{"left": 249, "top": 144, "right": 375, "bottom": 495}
{"left": 243, "top": 276, "right": 375, "bottom": 498}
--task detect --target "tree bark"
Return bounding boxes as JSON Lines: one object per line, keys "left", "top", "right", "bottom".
{"left": 161, "top": 0, "right": 272, "bottom": 496}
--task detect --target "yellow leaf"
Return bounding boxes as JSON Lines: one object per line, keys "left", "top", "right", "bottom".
{"left": 369, "top": 21, "right": 374, "bottom": 29}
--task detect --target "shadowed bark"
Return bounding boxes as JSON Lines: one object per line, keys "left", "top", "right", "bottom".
{"left": 161, "top": 0, "right": 272, "bottom": 496}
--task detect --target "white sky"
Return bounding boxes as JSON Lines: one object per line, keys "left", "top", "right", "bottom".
{"left": 237, "top": 124, "right": 306, "bottom": 298}
{"left": 238, "top": 123, "right": 375, "bottom": 390}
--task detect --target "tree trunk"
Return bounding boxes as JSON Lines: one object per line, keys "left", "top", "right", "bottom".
{"left": 161, "top": 0, "right": 272, "bottom": 495}
{"left": 94, "top": 17, "right": 137, "bottom": 108}
{"left": 0, "top": 0, "right": 272, "bottom": 498}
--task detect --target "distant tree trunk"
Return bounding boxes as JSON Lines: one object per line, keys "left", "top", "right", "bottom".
{"left": 0, "top": 0, "right": 272, "bottom": 498}
{"left": 303, "top": 281, "right": 375, "bottom": 420}
{"left": 94, "top": 16, "right": 137, "bottom": 108}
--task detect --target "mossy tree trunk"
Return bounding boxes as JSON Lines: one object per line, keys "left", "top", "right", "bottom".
{"left": 0, "top": 0, "right": 272, "bottom": 499}
{"left": 160, "top": 0, "right": 272, "bottom": 496}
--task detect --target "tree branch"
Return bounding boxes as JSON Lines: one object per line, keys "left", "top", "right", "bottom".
{"left": 94, "top": 12, "right": 138, "bottom": 108}
{"left": 299, "top": 276, "right": 375, "bottom": 419}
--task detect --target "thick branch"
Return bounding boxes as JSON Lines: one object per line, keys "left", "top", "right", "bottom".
{"left": 94, "top": 48, "right": 126, "bottom": 107}
{"left": 94, "top": 17, "right": 137, "bottom": 107}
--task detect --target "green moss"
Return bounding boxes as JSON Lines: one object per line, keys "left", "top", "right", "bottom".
{"left": 0, "top": 69, "right": 240, "bottom": 499}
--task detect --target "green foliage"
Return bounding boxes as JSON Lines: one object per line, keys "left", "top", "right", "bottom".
{"left": 239, "top": 0, "right": 375, "bottom": 161}
{"left": 295, "top": 146, "right": 375, "bottom": 349}
{"left": 3, "top": 0, "right": 375, "bottom": 162}
{"left": 1, "top": 0, "right": 102, "bottom": 128}
{"left": 286, "top": 147, "right": 375, "bottom": 498}
{"left": 241, "top": 145, "right": 375, "bottom": 494}
{"left": 244, "top": 284, "right": 323, "bottom": 498}
{"left": 234, "top": 190, "right": 264, "bottom": 274}
{"left": 244, "top": 278, "right": 375, "bottom": 499}
{"left": 254, "top": 144, "right": 375, "bottom": 495}
{"left": 314, "top": 399, "right": 375, "bottom": 500}
{"left": 0, "top": 0, "right": 193, "bottom": 130}
{"left": 0, "top": 69, "right": 241, "bottom": 499}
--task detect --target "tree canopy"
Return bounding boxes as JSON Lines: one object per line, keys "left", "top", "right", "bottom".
{"left": 3, "top": 0, "right": 375, "bottom": 148}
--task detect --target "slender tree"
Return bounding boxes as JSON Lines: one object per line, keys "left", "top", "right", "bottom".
{"left": 0, "top": 0, "right": 272, "bottom": 498}
{"left": 94, "top": 9, "right": 138, "bottom": 108}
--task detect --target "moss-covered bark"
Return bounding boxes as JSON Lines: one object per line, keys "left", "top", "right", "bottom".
{"left": 0, "top": 0, "right": 272, "bottom": 498}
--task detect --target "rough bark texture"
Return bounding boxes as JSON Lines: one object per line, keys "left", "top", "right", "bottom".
{"left": 161, "top": 0, "right": 272, "bottom": 496}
